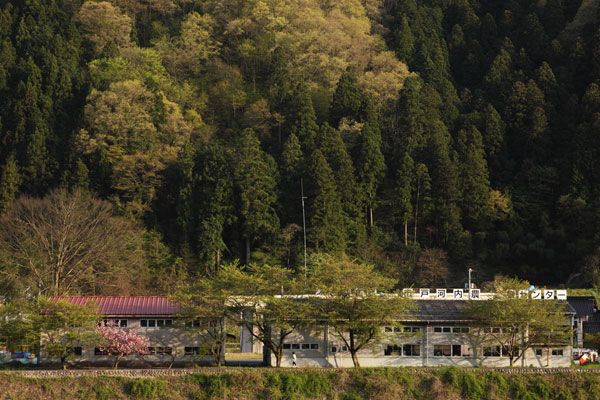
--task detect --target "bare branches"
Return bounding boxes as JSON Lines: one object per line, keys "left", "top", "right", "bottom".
{"left": 0, "top": 188, "right": 147, "bottom": 298}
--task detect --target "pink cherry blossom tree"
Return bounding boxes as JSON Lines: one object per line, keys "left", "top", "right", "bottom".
{"left": 96, "top": 321, "right": 150, "bottom": 368}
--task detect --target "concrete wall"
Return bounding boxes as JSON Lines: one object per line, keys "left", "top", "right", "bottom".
{"left": 272, "top": 324, "right": 572, "bottom": 368}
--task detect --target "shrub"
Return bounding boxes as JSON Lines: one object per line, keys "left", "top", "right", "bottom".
{"left": 186, "top": 373, "right": 232, "bottom": 398}
{"left": 127, "top": 378, "right": 167, "bottom": 399}
{"left": 265, "top": 371, "right": 332, "bottom": 400}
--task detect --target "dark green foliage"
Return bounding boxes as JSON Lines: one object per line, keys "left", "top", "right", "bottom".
{"left": 186, "top": 373, "right": 232, "bottom": 398}
{"left": 127, "top": 378, "right": 167, "bottom": 399}
{"left": 0, "top": 0, "right": 599, "bottom": 287}
{"left": 265, "top": 371, "right": 332, "bottom": 400}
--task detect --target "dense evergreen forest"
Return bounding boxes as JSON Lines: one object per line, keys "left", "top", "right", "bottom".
{"left": 1, "top": 0, "right": 600, "bottom": 295}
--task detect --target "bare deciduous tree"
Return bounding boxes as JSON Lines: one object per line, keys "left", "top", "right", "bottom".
{"left": 0, "top": 188, "right": 147, "bottom": 298}
{"left": 415, "top": 247, "right": 449, "bottom": 287}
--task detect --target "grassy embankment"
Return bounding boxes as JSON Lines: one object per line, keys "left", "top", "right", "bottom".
{"left": 2, "top": 367, "right": 600, "bottom": 399}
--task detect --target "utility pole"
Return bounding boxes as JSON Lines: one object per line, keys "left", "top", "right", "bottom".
{"left": 301, "top": 179, "right": 307, "bottom": 278}
{"left": 468, "top": 268, "right": 473, "bottom": 300}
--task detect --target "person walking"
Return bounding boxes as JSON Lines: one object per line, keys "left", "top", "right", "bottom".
{"left": 292, "top": 351, "right": 297, "bottom": 367}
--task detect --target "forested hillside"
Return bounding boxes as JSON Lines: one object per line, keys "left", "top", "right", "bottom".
{"left": 0, "top": 0, "right": 599, "bottom": 295}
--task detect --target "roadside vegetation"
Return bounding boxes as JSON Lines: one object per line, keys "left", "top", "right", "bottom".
{"left": 1, "top": 368, "right": 600, "bottom": 399}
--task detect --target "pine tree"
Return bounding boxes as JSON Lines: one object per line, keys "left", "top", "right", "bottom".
{"left": 354, "top": 121, "right": 385, "bottom": 229}
{"left": 289, "top": 84, "right": 319, "bottom": 153}
{"left": 330, "top": 71, "right": 365, "bottom": 126}
{"left": 0, "top": 153, "right": 20, "bottom": 213}
{"left": 317, "top": 123, "right": 364, "bottom": 247}
{"left": 308, "top": 150, "right": 345, "bottom": 253}
{"left": 396, "top": 152, "right": 415, "bottom": 246}
{"left": 279, "top": 133, "right": 304, "bottom": 225}
{"left": 394, "top": 16, "right": 415, "bottom": 63}
{"left": 195, "top": 144, "right": 235, "bottom": 275}
{"left": 457, "top": 126, "right": 491, "bottom": 229}
{"left": 234, "top": 129, "right": 280, "bottom": 263}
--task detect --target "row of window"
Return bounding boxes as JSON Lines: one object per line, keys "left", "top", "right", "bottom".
{"left": 140, "top": 319, "right": 173, "bottom": 328}
{"left": 433, "top": 327, "right": 470, "bottom": 333}
{"left": 283, "top": 343, "right": 320, "bottom": 350}
{"left": 434, "top": 345, "right": 470, "bottom": 357}
{"left": 384, "top": 344, "right": 564, "bottom": 358}
{"left": 384, "top": 344, "right": 420, "bottom": 356}
{"left": 384, "top": 326, "right": 421, "bottom": 333}
{"left": 100, "top": 319, "right": 175, "bottom": 328}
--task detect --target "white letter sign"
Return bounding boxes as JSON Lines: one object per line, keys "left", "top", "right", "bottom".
{"left": 436, "top": 289, "right": 447, "bottom": 299}
{"left": 453, "top": 289, "right": 464, "bottom": 299}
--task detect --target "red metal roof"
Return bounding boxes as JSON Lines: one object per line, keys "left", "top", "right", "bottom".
{"left": 48, "top": 296, "right": 181, "bottom": 316}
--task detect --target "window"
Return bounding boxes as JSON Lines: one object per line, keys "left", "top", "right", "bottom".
{"left": 433, "top": 345, "right": 452, "bottom": 357}
{"left": 484, "top": 346, "right": 501, "bottom": 357}
{"left": 141, "top": 319, "right": 173, "bottom": 328}
{"left": 385, "top": 344, "right": 401, "bottom": 356}
{"left": 148, "top": 347, "right": 156, "bottom": 355}
{"left": 185, "top": 347, "right": 202, "bottom": 355}
{"left": 452, "top": 327, "right": 469, "bottom": 333}
{"left": 331, "top": 346, "right": 337, "bottom": 353}
{"left": 94, "top": 347, "right": 109, "bottom": 356}
{"left": 434, "top": 326, "right": 452, "bottom": 333}
{"left": 103, "top": 319, "right": 127, "bottom": 327}
{"left": 185, "top": 320, "right": 202, "bottom": 328}
{"left": 434, "top": 327, "right": 442, "bottom": 333}
{"left": 156, "top": 347, "right": 172, "bottom": 355}
{"left": 535, "top": 349, "right": 543, "bottom": 356}
{"left": 284, "top": 343, "right": 319, "bottom": 350}
{"left": 385, "top": 327, "right": 392, "bottom": 333}
{"left": 552, "top": 349, "right": 563, "bottom": 356}
{"left": 403, "top": 344, "right": 420, "bottom": 356}
{"left": 73, "top": 347, "right": 82, "bottom": 356}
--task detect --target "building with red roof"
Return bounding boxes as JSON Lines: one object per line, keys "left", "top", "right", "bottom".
{"left": 41, "top": 296, "right": 227, "bottom": 368}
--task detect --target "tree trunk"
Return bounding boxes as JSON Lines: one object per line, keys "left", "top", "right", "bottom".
{"left": 404, "top": 221, "right": 408, "bottom": 246}
{"left": 349, "top": 332, "right": 360, "bottom": 367}
{"left": 246, "top": 238, "right": 251, "bottom": 265}
{"left": 276, "top": 348, "right": 282, "bottom": 368}
{"left": 547, "top": 335, "right": 550, "bottom": 367}
{"left": 509, "top": 356, "right": 514, "bottom": 367}
{"left": 61, "top": 357, "right": 67, "bottom": 370}
{"left": 414, "top": 181, "right": 420, "bottom": 245}
{"left": 114, "top": 355, "right": 122, "bottom": 369}
{"left": 350, "top": 351, "right": 360, "bottom": 367}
